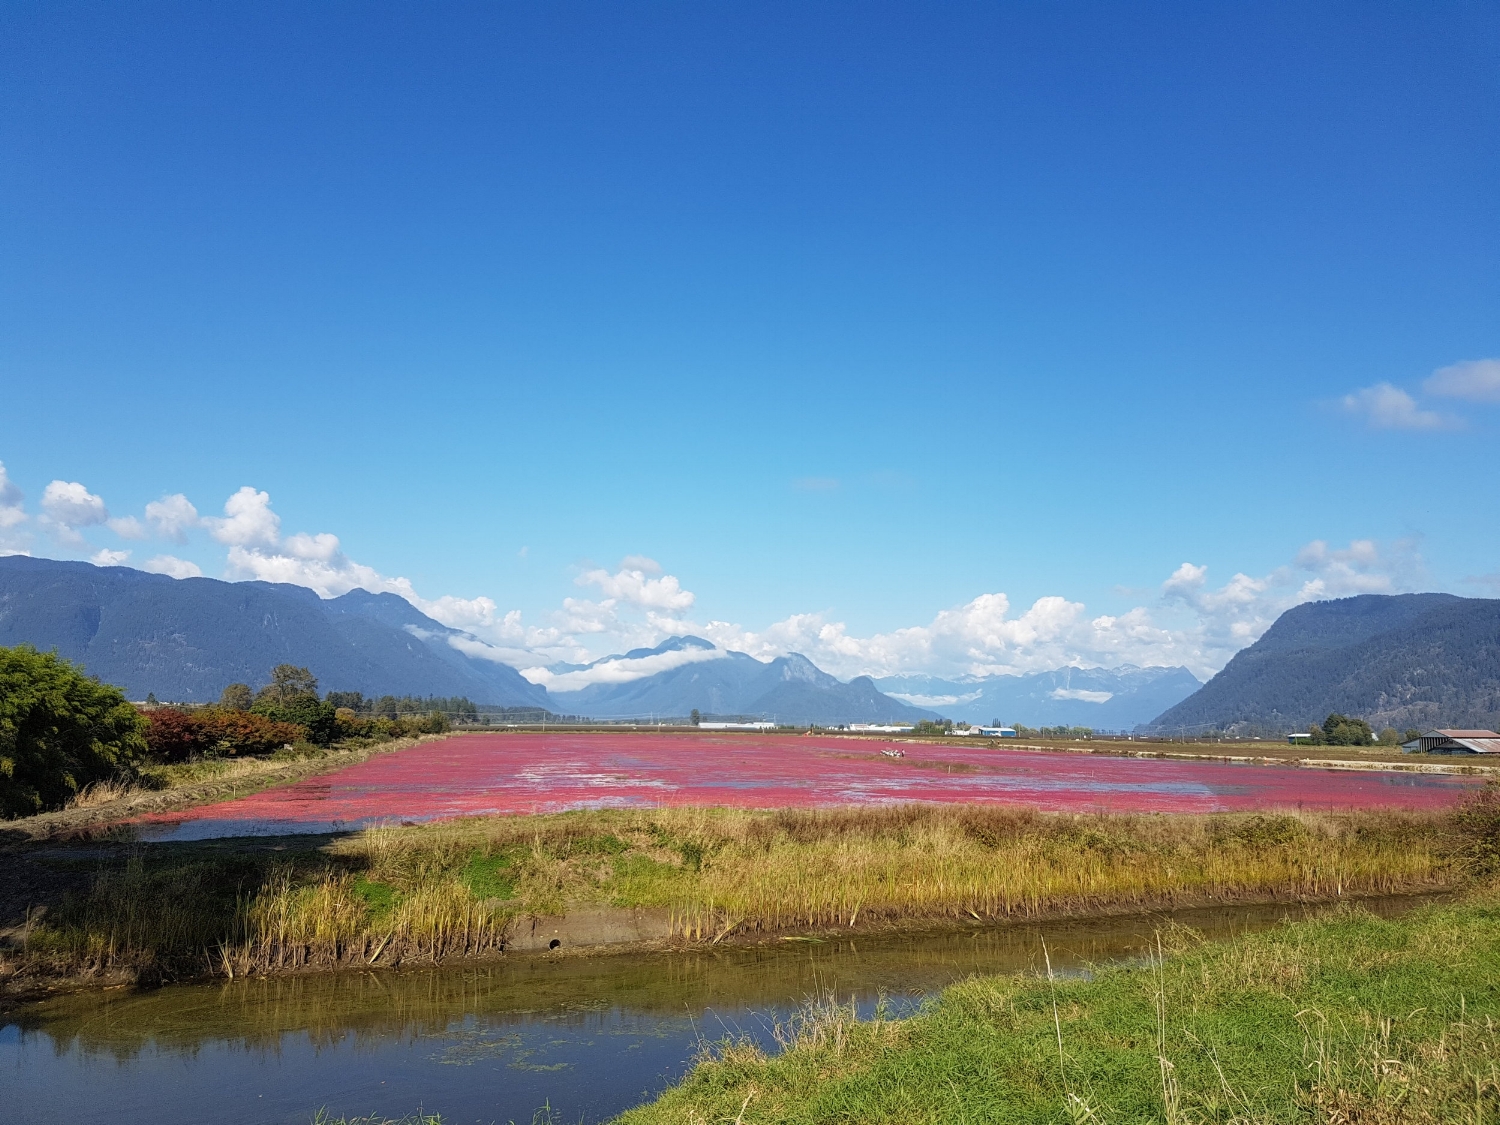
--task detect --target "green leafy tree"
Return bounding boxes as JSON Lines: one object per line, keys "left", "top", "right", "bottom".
{"left": 219, "top": 682, "right": 253, "bottom": 711}
{"left": 252, "top": 695, "right": 338, "bottom": 745}
{"left": 0, "top": 645, "right": 149, "bottom": 818}
{"left": 1310, "top": 713, "right": 1375, "bottom": 746}
{"left": 250, "top": 664, "right": 336, "bottom": 743}
{"left": 255, "top": 664, "right": 319, "bottom": 707}
{"left": 690, "top": 709, "right": 701, "bottom": 726}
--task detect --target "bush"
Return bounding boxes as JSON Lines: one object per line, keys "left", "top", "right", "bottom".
{"left": 1310, "top": 712, "right": 1374, "bottom": 746}
{"left": 251, "top": 696, "right": 339, "bottom": 745}
{"left": 145, "top": 707, "right": 305, "bottom": 762}
{"left": 0, "top": 645, "right": 149, "bottom": 817}
{"left": 1451, "top": 784, "right": 1500, "bottom": 876}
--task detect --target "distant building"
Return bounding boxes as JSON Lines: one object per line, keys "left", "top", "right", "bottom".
{"left": 1287, "top": 733, "right": 1313, "bottom": 744}
{"left": 1402, "top": 729, "right": 1500, "bottom": 754}
{"left": 978, "top": 727, "right": 1017, "bottom": 737}
{"left": 698, "top": 721, "right": 776, "bottom": 731}
{"left": 847, "top": 723, "right": 914, "bottom": 733}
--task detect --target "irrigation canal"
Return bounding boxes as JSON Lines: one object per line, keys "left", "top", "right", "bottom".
{"left": 3, "top": 894, "right": 1436, "bottom": 1125}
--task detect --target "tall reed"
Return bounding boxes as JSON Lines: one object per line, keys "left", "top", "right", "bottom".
{"left": 14, "top": 803, "right": 1461, "bottom": 986}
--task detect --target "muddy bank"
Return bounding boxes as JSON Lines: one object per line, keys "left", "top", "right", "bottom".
{"left": 0, "top": 879, "right": 1458, "bottom": 1010}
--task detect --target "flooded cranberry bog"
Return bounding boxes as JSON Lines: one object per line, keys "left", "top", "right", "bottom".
{"left": 136, "top": 731, "right": 1482, "bottom": 840}
{"left": 8, "top": 732, "right": 1487, "bottom": 1124}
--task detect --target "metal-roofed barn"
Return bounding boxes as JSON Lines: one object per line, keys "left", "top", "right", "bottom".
{"left": 1402, "top": 729, "right": 1500, "bottom": 754}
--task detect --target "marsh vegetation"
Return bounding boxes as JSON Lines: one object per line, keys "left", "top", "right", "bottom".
{"left": 4, "top": 802, "right": 1472, "bottom": 990}
{"left": 618, "top": 888, "right": 1500, "bottom": 1124}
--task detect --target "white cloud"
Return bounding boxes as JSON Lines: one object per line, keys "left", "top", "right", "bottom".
{"left": 145, "top": 493, "right": 201, "bottom": 542}
{"left": 0, "top": 467, "right": 1438, "bottom": 689}
{"left": 521, "top": 645, "right": 726, "bottom": 691}
{"left": 107, "top": 516, "right": 148, "bottom": 540}
{"left": 619, "top": 554, "right": 662, "bottom": 574}
{"left": 41, "top": 480, "right": 108, "bottom": 526}
{"left": 208, "top": 486, "right": 281, "bottom": 547}
{"left": 143, "top": 554, "right": 204, "bottom": 579}
{"left": 90, "top": 548, "right": 131, "bottom": 566}
{"left": 0, "top": 462, "right": 28, "bottom": 552}
{"left": 1340, "top": 383, "right": 1453, "bottom": 431}
{"left": 577, "top": 562, "right": 696, "bottom": 611}
{"left": 1050, "top": 688, "right": 1113, "bottom": 703}
{"left": 1425, "top": 358, "right": 1500, "bottom": 404}
{"left": 675, "top": 536, "right": 1427, "bottom": 683}
{"left": 39, "top": 480, "right": 109, "bottom": 544}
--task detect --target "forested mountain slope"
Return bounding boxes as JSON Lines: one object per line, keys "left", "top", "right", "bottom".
{"left": 546, "top": 636, "right": 939, "bottom": 725}
{"left": 0, "top": 556, "right": 549, "bottom": 705}
{"left": 1149, "top": 593, "right": 1500, "bottom": 732}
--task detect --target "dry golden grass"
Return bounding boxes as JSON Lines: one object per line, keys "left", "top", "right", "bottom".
{"left": 13, "top": 803, "right": 1466, "bottom": 987}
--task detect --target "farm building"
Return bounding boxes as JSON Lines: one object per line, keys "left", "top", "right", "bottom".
{"left": 1401, "top": 729, "right": 1500, "bottom": 754}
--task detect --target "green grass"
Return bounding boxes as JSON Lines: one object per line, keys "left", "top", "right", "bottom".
{"left": 615, "top": 889, "right": 1500, "bottom": 1124}
{"left": 7, "top": 800, "right": 1485, "bottom": 987}
{"left": 461, "top": 851, "right": 517, "bottom": 901}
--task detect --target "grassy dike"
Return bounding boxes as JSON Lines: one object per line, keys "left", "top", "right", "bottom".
{"left": 2, "top": 802, "right": 1466, "bottom": 990}
{"left": 614, "top": 889, "right": 1500, "bottom": 1124}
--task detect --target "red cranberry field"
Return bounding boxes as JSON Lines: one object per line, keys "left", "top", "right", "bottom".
{"left": 133, "top": 732, "right": 1483, "bottom": 841}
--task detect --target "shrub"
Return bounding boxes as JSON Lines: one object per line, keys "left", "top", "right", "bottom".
{"left": 0, "top": 645, "right": 149, "bottom": 818}
{"left": 1310, "top": 712, "right": 1374, "bottom": 746}
{"left": 1451, "top": 785, "right": 1500, "bottom": 876}
{"left": 251, "top": 696, "right": 339, "bottom": 745}
{"left": 145, "top": 707, "right": 304, "bottom": 762}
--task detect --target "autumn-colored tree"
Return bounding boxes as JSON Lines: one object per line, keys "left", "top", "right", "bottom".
{"left": 145, "top": 707, "right": 304, "bottom": 761}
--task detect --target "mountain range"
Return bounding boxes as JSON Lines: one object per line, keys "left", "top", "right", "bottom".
{"left": 0, "top": 555, "right": 549, "bottom": 706}
{"left": 1150, "top": 593, "right": 1500, "bottom": 733}
{"left": 0, "top": 557, "right": 934, "bottom": 724}
{"left": 545, "top": 635, "right": 939, "bottom": 725}
{"left": 875, "top": 665, "right": 1202, "bottom": 730}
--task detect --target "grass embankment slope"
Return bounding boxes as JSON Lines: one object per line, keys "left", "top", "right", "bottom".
{"left": 616, "top": 793, "right": 1500, "bottom": 1125}
{"left": 4, "top": 803, "right": 1458, "bottom": 991}
{"left": 617, "top": 888, "right": 1500, "bottom": 1125}
{"left": 1, "top": 733, "right": 442, "bottom": 841}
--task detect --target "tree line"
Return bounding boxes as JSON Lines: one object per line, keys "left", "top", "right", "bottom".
{"left": 0, "top": 647, "right": 459, "bottom": 818}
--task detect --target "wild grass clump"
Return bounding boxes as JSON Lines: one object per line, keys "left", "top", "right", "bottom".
{"left": 9, "top": 800, "right": 1478, "bottom": 987}
{"left": 616, "top": 886, "right": 1500, "bottom": 1124}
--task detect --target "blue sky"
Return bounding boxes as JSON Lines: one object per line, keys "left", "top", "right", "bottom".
{"left": 1, "top": 2, "right": 1497, "bottom": 682}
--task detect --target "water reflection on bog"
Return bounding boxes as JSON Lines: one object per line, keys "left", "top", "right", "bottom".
{"left": 2, "top": 896, "right": 1434, "bottom": 1125}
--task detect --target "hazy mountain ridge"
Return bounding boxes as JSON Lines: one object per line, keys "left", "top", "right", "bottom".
{"left": 0, "top": 558, "right": 941, "bottom": 723}
{"left": 876, "top": 665, "right": 1202, "bottom": 729}
{"left": 0, "top": 556, "right": 549, "bottom": 706}
{"left": 1149, "top": 593, "right": 1500, "bottom": 732}
{"left": 548, "top": 637, "right": 941, "bottom": 725}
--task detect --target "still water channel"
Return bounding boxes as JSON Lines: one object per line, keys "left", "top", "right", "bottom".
{"left": 3, "top": 896, "right": 1433, "bottom": 1125}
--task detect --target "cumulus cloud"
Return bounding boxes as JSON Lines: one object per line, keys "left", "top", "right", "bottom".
{"left": 668, "top": 536, "right": 1427, "bottom": 683}
{"left": 0, "top": 462, "right": 28, "bottom": 553}
{"left": 577, "top": 560, "right": 696, "bottom": 611}
{"left": 1425, "top": 358, "right": 1500, "bottom": 404}
{"left": 208, "top": 486, "right": 281, "bottom": 547}
{"left": 38, "top": 479, "right": 113, "bottom": 545}
{"left": 0, "top": 465, "right": 1440, "bottom": 687}
{"left": 143, "top": 554, "right": 204, "bottom": 579}
{"left": 107, "top": 515, "right": 148, "bottom": 539}
{"left": 1340, "top": 383, "right": 1453, "bottom": 430}
{"left": 206, "top": 489, "right": 519, "bottom": 653}
{"left": 145, "top": 493, "right": 201, "bottom": 542}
